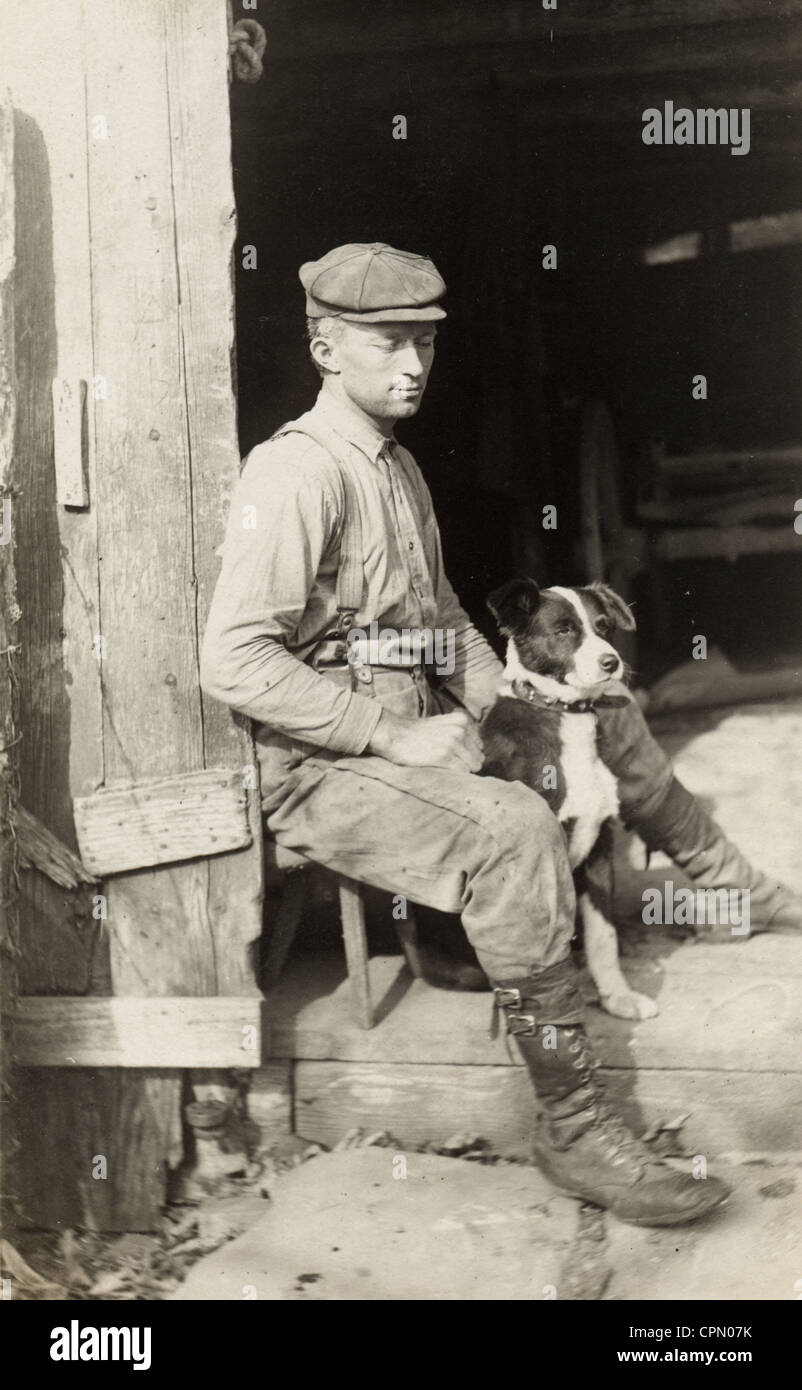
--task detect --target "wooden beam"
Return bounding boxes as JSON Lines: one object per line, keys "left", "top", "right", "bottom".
{"left": 73, "top": 768, "right": 251, "bottom": 876}
{"left": 164, "top": 0, "right": 266, "bottom": 996}
{"left": 16, "top": 804, "right": 97, "bottom": 888}
{"left": 14, "top": 997, "right": 264, "bottom": 1068}
{"left": 0, "top": 88, "right": 19, "bottom": 1245}
{"left": 294, "top": 1062, "right": 802, "bottom": 1159}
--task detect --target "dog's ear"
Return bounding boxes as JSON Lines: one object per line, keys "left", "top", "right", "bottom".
{"left": 487, "top": 577, "right": 541, "bottom": 634}
{"left": 586, "top": 581, "right": 636, "bottom": 632}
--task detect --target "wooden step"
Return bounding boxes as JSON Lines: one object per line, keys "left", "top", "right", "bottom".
{"left": 266, "top": 934, "right": 802, "bottom": 1158}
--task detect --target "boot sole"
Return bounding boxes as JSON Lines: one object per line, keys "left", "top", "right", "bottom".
{"left": 622, "top": 1194, "right": 729, "bottom": 1227}
{"left": 534, "top": 1161, "right": 731, "bottom": 1227}
{"left": 554, "top": 1186, "right": 729, "bottom": 1227}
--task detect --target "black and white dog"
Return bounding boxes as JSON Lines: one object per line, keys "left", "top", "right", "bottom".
{"left": 481, "top": 577, "right": 658, "bottom": 1021}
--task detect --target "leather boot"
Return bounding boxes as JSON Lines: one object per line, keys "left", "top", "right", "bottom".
{"left": 633, "top": 777, "right": 802, "bottom": 936}
{"left": 494, "top": 958, "right": 730, "bottom": 1226}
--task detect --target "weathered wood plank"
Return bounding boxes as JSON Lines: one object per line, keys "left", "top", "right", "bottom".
{"left": 73, "top": 768, "right": 251, "bottom": 875}
{"left": 269, "top": 948, "right": 802, "bottom": 1072}
{"left": 83, "top": 0, "right": 261, "bottom": 1000}
{"left": 295, "top": 1060, "right": 534, "bottom": 1158}
{"left": 4, "top": 17, "right": 102, "bottom": 995}
{"left": 0, "top": 88, "right": 20, "bottom": 1243}
{"left": 165, "top": 0, "right": 264, "bottom": 995}
{"left": 16, "top": 804, "right": 97, "bottom": 888}
{"left": 294, "top": 1062, "right": 802, "bottom": 1159}
{"left": 51, "top": 377, "right": 88, "bottom": 507}
{"left": 247, "top": 1062, "right": 293, "bottom": 1146}
{"left": 80, "top": 0, "right": 232, "bottom": 1226}
{"left": 14, "top": 1068, "right": 183, "bottom": 1231}
{"left": 14, "top": 997, "right": 263, "bottom": 1068}
{"left": 0, "top": 0, "right": 114, "bottom": 1228}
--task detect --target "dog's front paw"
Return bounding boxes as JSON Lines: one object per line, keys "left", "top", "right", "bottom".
{"left": 601, "top": 989, "right": 659, "bottom": 1021}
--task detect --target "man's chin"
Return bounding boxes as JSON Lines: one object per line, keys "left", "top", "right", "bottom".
{"left": 385, "top": 394, "right": 424, "bottom": 417}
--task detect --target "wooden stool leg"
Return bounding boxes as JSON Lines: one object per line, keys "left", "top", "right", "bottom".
{"left": 394, "top": 904, "right": 424, "bottom": 979}
{"left": 261, "top": 870, "right": 307, "bottom": 990}
{"left": 337, "top": 875, "right": 373, "bottom": 1029}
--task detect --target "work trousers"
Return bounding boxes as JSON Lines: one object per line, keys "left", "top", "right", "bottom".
{"left": 259, "top": 667, "right": 674, "bottom": 984}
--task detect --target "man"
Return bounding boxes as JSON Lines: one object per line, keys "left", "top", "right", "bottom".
{"left": 202, "top": 242, "right": 797, "bottom": 1225}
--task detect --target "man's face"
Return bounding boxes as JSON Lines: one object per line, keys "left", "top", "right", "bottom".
{"left": 317, "top": 319, "right": 437, "bottom": 422}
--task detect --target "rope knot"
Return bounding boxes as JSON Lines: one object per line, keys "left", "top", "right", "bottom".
{"left": 229, "top": 18, "right": 267, "bottom": 85}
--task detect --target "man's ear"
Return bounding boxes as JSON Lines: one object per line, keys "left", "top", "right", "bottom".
{"left": 586, "top": 581, "right": 636, "bottom": 632}
{"left": 487, "top": 577, "right": 541, "bottom": 634}
{"left": 309, "top": 333, "right": 341, "bottom": 376}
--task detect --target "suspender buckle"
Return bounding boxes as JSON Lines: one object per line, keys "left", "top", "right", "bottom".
{"left": 493, "top": 986, "right": 522, "bottom": 1009}
{"left": 336, "top": 608, "right": 357, "bottom": 638}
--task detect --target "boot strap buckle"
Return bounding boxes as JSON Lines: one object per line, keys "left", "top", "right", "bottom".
{"left": 493, "top": 987, "right": 522, "bottom": 1009}
{"left": 506, "top": 1011, "right": 537, "bottom": 1036}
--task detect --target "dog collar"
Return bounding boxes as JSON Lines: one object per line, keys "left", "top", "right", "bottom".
{"left": 510, "top": 679, "right": 629, "bottom": 713}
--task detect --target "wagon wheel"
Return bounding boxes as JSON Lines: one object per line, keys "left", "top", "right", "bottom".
{"left": 577, "top": 399, "right": 638, "bottom": 666}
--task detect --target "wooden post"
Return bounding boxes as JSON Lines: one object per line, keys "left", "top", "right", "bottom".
{"left": 0, "top": 92, "right": 20, "bottom": 1244}
{"left": 1, "top": 0, "right": 263, "bottom": 1230}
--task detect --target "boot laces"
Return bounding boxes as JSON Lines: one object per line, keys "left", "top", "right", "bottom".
{"left": 591, "top": 1104, "right": 651, "bottom": 1168}
{"left": 563, "top": 1030, "right": 648, "bottom": 1166}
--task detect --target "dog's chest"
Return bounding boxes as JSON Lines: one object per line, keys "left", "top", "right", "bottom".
{"left": 556, "top": 712, "right": 619, "bottom": 867}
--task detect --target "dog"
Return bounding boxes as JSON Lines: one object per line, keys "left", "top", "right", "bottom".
{"left": 481, "top": 577, "right": 658, "bottom": 1021}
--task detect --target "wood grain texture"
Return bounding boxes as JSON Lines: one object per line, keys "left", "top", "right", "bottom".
{"left": 82, "top": 0, "right": 208, "bottom": 1220}
{"left": 16, "top": 804, "right": 97, "bottom": 888}
{"left": 0, "top": 90, "right": 19, "bottom": 1239}
{"left": 294, "top": 1062, "right": 802, "bottom": 1159}
{"left": 164, "top": 0, "right": 264, "bottom": 994}
{"left": 8, "top": 56, "right": 100, "bottom": 995}
{"left": 73, "top": 769, "right": 251, "bottom": 875}
{"left": 246, "top": 1062, "right": 293, "bottom": 1145}
{"left": 51, "top": 377, "right": 88, "bottom": 507}
{"left": 268, "top": 946, "right": 802, "bottom": 1072}
{"left": 295, "top": 1060, "right": 534, "bottom": 1157}
{"left": 14, "top": 997, "right": 263, "bottom": 1068}
{"left": 82, "top": 0, "right": 261, "bottom": 1001}
{"left": 14, "top": 1068, "right": 183, "bottom": 1232}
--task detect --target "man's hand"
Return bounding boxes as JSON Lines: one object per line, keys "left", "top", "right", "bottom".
{"left": 368, "top": 709, "right": 483, "bottom": 773}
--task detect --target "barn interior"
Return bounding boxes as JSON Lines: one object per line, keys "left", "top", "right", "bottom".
{"left": 230, "top": 0, "right": 802, "bottom": 685}
{"left": 224, "top": 2, "right": 802, "bottom": 1192}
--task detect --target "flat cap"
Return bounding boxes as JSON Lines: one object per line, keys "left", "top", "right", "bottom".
{"left": 300, "top": 242, "right": 446, "bottom": 321}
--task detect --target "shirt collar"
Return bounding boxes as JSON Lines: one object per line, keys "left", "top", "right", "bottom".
{"left": 312, "top": 385, "right": 396, "bottom": 465}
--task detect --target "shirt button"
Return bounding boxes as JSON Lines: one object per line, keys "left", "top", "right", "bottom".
{"left": 408, "top": 541, "right": 414, "bottom": 551}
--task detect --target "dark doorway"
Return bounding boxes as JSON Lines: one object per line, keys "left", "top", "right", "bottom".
{"left": 229, "top": 1, "right": 802, "bottom": 679}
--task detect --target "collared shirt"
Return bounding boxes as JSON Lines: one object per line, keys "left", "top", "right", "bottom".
{"left": 200, "top": 383, "right": 503, "bottom": 754}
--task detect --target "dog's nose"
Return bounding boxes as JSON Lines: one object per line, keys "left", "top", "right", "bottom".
{"left": 600, "top": 653, "right": 620, "bottom": 674}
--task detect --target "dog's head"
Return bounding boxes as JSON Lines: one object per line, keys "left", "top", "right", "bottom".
{"left": 487, "top": 578, "right": 635, "bottom": 694}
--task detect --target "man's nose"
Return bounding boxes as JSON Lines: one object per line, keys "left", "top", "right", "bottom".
{"left": 395, "top": 348, "right": 425, "bottom": 377}
{"left": 600, "top": 652, "right": 620, "bottom": 674}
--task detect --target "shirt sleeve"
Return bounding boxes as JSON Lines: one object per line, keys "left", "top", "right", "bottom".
{"left": 200, "top": 439, "right": 383, "bottom": 754}
{"left": 410, "top": 463, "right": 503, "bottom": 720}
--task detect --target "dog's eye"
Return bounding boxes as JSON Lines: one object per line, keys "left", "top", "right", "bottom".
{"left": 553, "top": 623, "right": 573, "bottom": 636}
{"left": 595, "top": 618, "right": 610, "bottom": 636}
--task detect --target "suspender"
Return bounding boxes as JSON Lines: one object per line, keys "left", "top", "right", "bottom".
{"left": 269, "top": 417, "right": 365, "bottom": 638}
